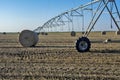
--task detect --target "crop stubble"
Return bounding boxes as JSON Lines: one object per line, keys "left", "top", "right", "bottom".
{"left": 0, "top": 32, "right": 120, "bottom": 80}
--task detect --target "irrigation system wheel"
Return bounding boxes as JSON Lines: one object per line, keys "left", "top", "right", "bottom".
{"left": 76, "top": 37, "right": 91, "bottom": 52}
{"left": 19, "top": 30, "right": 39, "bottom": 47}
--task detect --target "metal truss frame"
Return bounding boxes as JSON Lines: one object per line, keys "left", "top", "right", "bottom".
{"left": 34, "top": 0, "right": 120, "bottom": 37}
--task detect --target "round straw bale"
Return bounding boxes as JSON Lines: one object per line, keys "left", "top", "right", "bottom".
{"left": 19, "top": 30, "right": 39, "bottom": 47}
{"left": 116, "top": 30, "right": 120, "bottom": 35}
{"left": 41, "top": 32, "right": 45, "bottom": 35}
{"left": 101, "top": 31, "right": 106, "bottom": 35}
{"left": 45, "top": 32, "right": 48, "bottom": 35}
{"left": 82, "top": 32, "right": 85, "bottom": 34}
{"left": 71, "top": 31, "right": 76, "bottom": 36}
{"left": 3, "top": 32, "right": 6, "bottom": 35}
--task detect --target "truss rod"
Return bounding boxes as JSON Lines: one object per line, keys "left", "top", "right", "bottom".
{"left": 84, "top": 0, "right": 109, "bottom": 37}
{"left": 34, "top": 0, "right": 101, "bottom": 32}
{"left": 103, "top": 0, "right": 120, "bottom": 30}
{"left": 84, "top": 0, "right": 120, "bottom": 37}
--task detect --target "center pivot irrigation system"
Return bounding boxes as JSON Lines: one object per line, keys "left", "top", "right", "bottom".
{"left": 19, "top": 0, "right": 120, "bottom": 52}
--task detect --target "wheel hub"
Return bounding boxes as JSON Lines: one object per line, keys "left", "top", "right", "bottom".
{"left": 79, "top": 41, "right": 88, "bottom": 51}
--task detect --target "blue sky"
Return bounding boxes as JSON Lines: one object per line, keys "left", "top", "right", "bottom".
{"left": 0, "top": 0, "right": 119, "bottom": 32}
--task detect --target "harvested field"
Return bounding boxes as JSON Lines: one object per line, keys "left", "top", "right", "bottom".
{"left": 0, "top": 32, "right": 120, "bottom": 80}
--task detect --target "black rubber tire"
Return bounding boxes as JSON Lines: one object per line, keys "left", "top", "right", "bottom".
{"left": 76, "top": 37, "right": 91, "bottom": 52}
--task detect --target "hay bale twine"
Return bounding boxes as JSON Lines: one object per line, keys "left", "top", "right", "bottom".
{"left": 19, "top": 30, "right": 39, "bottom": 47}
{"left": 116, "top": 30, "right": 120, "bottom": 35}
{"left": 71, "top": 31, "right": 76, "bottom": 37}
{"left": 101, "top": 31, "right": 106, "bottom": 35}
